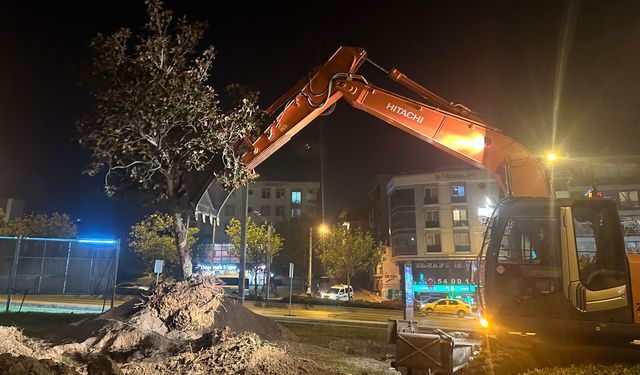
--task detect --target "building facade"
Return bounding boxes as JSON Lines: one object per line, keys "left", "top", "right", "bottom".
{"left": 194, "top": 179, "right": 320, "bottom": 282}
{"left": 372, "top": 169, "right": 500, "bottom": 302}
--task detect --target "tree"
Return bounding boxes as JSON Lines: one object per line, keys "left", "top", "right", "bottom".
{"left": 317, "top": 225, "right": 382, "bottom": 299}
{"left": 0, "top": 210, "right": 78, "bottom": 238}
{"left": 77, "top": 0, "right": 263, "bottom": 279}
{"left": 226, "top": 217, "right": 282, "bottom": 296}
{"left": 273, "top": 217, "right": 312, "bottom": 278}
{"left": 129, "top": 213, "right": 199, "bottom": 278}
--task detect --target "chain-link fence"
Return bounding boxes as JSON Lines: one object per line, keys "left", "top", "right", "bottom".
{"left": 0, "top": 236, "right": 120, "bottom": 312}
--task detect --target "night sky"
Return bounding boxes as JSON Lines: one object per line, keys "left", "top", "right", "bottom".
{"left": 1, "top": 1, "right": 640, "bottom": 241}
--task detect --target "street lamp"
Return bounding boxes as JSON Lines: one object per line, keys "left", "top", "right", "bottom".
{"left": 307, "top": 224, "right": 329, "bottom": 295}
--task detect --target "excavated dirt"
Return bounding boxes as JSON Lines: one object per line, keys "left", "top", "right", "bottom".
{"left": 0, "top": 354, "right": 80, "bottom": 375}
{"left": 121, "top": 329, "right": 325, "bottom": 375}
{"left": 0, "top": 276, "right": 338, "bottom": 375}
{"left": 213, "top": 297, "right": 296, "bottom": 342}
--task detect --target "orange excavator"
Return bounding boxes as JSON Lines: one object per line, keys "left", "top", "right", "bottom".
{"left": 237, "top": 46, "right": 640, "bottom": 344}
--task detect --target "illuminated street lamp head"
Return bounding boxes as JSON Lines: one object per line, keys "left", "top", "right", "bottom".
{"left": 319, "top": 224, "right": 329, "bottom": 234}
{"left": 547, "top": 152, "right": 557, "bottom": 162}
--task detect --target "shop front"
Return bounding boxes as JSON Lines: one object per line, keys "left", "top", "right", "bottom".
{"left": 411, "top": 260, "right": 478, "bottom": 307}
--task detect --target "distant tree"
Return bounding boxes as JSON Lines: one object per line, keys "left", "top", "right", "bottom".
{"left": 0, "top": 210, "right": 78, "bottom": 238}
{"left": 317, "top": 226, "right": 382, "bottom": 299}
{"left": 129, "top": 213, "right": 199, "bottom": 278}
{"left": 77, "top": 0, "right": 263, "bottom": 279}
{"left": 272, "top": 217, "right": 312, "bottom": 277}
{"left": 226, "top": 217, "right": 282, "bottom": 296}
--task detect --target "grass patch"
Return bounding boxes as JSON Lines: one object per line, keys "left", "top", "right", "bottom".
{"left": 281, "top": 322, "right": 388, "bottom": 347}
{"left": 521, "top": 364, "right": 640, "bottom": 374}
{"left": 0, "top": 312, "right": 90, "bottom": 338}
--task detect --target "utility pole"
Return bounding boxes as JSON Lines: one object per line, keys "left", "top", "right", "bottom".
{"left": 238, "top": 186, "right": 248, "bottom": 304}
{"left": 266, "top": 224, "right": 272, "bottom": 300}
{"left": 307, "top": 227, "right": 313, "bottom": 295}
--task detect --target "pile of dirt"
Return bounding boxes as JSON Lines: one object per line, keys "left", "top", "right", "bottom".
{"left": 0, "top": 326, "right": 46, "bottom": 357}
{"left": 0, "top": 327, "right": 81, "bottom": 375}
{"left": 121, "top": 329, "right": 323, "bottom": 375}
{"left": 50, "top": 276, "right": 293, "bottom": 361}
{"left": 145, "top": 275, "right": 222, "bottom": 333}
{"left": 0, "top": 353, "right": 79, "bottom": 375}
{"left": 213, "top": 297, "right": 296, "bottom": 342}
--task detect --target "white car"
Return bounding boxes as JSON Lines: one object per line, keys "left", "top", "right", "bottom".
{"left": 320, "top": 284, "right": 354, "bottom": 301}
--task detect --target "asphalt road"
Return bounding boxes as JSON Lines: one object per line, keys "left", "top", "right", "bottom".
{"left": 245, "top": 301, "right": 480, "bottom": 332}
{"left": 0, "top": 294, "right": 480, "bottom": 332}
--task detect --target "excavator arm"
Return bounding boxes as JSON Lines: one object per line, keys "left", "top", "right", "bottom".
{"left": 240, "top": 46, "right": 550, "bottom": 197}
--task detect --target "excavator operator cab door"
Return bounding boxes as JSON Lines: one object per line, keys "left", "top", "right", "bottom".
{"left": 560, "top": 200, "right": 629, "bottom": 313}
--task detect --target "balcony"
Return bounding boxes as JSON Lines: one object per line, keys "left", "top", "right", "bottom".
{"left": 426, "top": 245, "right": 441, "bottom": 252}
{"left": 451, "top": 195, "right": 466, "bottom": 203}
{"left": 425, "top": 221, "right": 440, "bottom": 228}
{"left": 424, "top": 196, "right": 438, "bottom": 205}
{"left": 453, "top": 220, "right": 469, "bottom": 227}
{"left": 455, "top": 244, "right": 471, "bottom": 252}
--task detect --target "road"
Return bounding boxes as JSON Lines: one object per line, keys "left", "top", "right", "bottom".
{"left": 244, "top": 301, "right": 480, "bottom": 332}
{"left": 0, "top": 294, "right": 480, "bottom": 332}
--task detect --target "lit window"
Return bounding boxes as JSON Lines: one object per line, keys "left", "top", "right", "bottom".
{"left": 453, "top": 208, "right": 469, "bottom": 227}
{"left": 451, "top": 184, "right": 466, "bottom": 202}
{"left": 291, "top": 191, "right": 302, "bottom": 205}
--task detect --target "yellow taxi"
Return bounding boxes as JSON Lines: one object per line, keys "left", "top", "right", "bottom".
{"left": 420, "top": 298, "right": 473, "bottom": 318}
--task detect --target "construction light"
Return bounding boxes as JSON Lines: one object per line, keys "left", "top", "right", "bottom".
{"left": 547, "top": 152, "right": 557, "bottom": 161}
{"left": 480, "top": 318, "right": 489, "bottom": 328}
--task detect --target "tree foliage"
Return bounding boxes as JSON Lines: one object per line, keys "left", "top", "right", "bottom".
{"left": 317, "top": 225, "right": 382, "bottom": 297}
{"left": 77, "top": 0, "right": 263, "bottom": 278}
{"left": 129, "top": 212, "right": 199, "bottom": 278}
{"left": 0, "top": 210, "right": 78, "bottom": 238}
{"left": 226, "top": 217, "right": 282, "bottom": 295}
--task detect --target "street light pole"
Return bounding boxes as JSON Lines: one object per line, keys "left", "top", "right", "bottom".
{"left": 266, "top": 224, "right": 272, "bottom": 300}
{"left": 307, "top": 227, "right": 313, "bottom": 295}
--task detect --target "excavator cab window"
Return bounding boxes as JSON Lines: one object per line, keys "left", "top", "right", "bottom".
{"left": 489, "top": 205, "right": 563, "bottom": 315}
{"left": 572, "top": 202, "right": 627, "bottom": 291}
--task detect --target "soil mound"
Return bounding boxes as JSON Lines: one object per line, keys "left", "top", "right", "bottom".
{"left": 0, "top": 353, "right": 79, "bottom": 375}
{"left": 214, "top": 297, "right": 296, "bottom": 341}
{"left": 121, "top": 329, "right": 323, "bottom": 375}
{"left": 0, "top": 326, "right": 46, "bottom": 357}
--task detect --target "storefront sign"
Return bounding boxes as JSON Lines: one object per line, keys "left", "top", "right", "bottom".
{"left": 413, "top": 260, "right": 476, "bottom": 286}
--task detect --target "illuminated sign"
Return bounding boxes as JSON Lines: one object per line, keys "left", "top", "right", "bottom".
{"left": 404, "top": 263, "right": 414, "bottom": 308}
{"left": 197, "top": 263, "right": 239, "bottom": 274}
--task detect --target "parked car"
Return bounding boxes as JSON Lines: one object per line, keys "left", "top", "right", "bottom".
{"left": 420, "top": 298, "right": 474, "bottom": 318}
{"left": 320, "top": 284, "right": 354, "bottom": 301}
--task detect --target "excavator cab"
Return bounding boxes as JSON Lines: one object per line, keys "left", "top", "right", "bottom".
{"left": 481, "top": 198, "right": 640, "bottom": 343}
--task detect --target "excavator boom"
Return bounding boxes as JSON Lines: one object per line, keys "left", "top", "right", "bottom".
{"left": 240, "top": 46, "right": 550, "bottom": 197}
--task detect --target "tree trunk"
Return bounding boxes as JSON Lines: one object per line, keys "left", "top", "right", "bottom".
{"left": 253, "top": 267, "right": 259, "bottom": 297}
{"left": 173, "top": 212, "right": 192, "bottom": 280}
{"left": 346, "top": 271, "right": 352, "bottom": 301}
